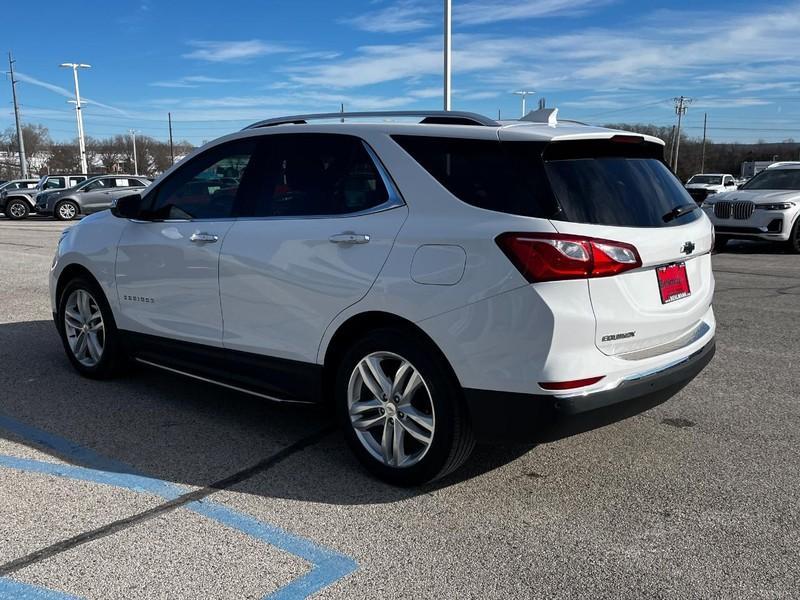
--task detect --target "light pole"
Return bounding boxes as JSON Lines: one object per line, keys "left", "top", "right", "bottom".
{"left": 513, "top": 90, "right": 535, "bottom": 117}
{"left": 60, "top": 62, "right": 91, "bottom": 174}
{"left": 8, "top": 52, "right": 28, "bottom": 178}
{"left": 129, "top": 129, "right": 138, "bottom": 175}
{"left": 443, "top": 0, "right": 451, "bottom": 110}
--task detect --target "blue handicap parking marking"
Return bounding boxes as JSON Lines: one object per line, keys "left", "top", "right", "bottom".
{"left": 0, "top": 578, "right": 82, "bottom": 600}
{"left": 0, "top": 414, "right": 357, "bottom": 600}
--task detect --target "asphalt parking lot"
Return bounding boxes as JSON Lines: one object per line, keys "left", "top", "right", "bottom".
{"left": 0, "top": 217, "right": 798, "bottom": 599}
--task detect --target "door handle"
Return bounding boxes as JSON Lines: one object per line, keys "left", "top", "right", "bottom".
{"left": 329, "top": 232, "right": 370, "bottom": 245}
{"left": 190, "top": 232, "right": 219, "bottom": 243}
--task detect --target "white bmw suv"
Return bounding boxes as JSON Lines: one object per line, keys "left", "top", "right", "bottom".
{"left": 50, "top": 110, "right": 716, "bottom": 485}
{"left": 703, "top": 162, "right": 800, "bottom": 253}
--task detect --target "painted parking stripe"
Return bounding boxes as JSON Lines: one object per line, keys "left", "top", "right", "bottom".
{"left": 0, "top": 415, "right": 357, "bottom": 599}
{"left": 0, "top": 578, "right": 81, "bottom": 600}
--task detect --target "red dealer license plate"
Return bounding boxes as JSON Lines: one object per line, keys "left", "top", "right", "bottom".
{"left": 656, "top": 262, "right": 691, "bottom": 304}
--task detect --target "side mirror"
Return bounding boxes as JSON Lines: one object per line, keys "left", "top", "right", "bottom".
{"left": 111, "top": 193, "right": 143, "bottom": 219}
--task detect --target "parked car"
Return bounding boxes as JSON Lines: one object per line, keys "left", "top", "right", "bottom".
{"left": 50, "top": 110, "right": 716, "bottom": 485}
{"left": 703, "top": 162, "right": 800, "bottom": 252}
{"left": 685, "top": 173, "right": 737, "bottom": 204}
{"left": 0, "top": 179, "right": 39, "bottom": 218}
{"left": 36, "top": 175, "right": 151, "bottom": 220}
{"left": 2, "top": 174, "right": 88, "bottom": 220}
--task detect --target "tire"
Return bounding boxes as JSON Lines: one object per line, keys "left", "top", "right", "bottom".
{"left": 55, "top": 200, "right": 79, "bottom": 221}
{"left": 786, "top": 218, "right": 800, "bottom": 254}
{"left": 5, "top": 199, "right": 29, "bottom": 220}
{"left": 713, "top": 235, "right": 729, "bottom": 253}
{"left": 57, "top": 276, "right": 127, "bottom": 379}
{"left": 336, "top": 328, "right": 474, "bottom": 486}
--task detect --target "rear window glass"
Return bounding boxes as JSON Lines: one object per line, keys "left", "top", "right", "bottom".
{"left": 394, "top": 135, "right": 698, "bottom": 228}
{"left": 545, "top": 157, "right": 700, "bottom": 227}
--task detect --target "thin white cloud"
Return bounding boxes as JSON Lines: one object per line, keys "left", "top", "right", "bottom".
{"left": 183, "top": 40, "right": 291, "bottom": 62}
{"left": 342, "top": 1, "right": 433, "bottom": 33}
{"left": 15, "top": 72, "right": 130, "bottom": 116}
{"left": 150, "top": 75, "right": 240, "bottom": 88}
{"left": 343, "top": 0, "right": 611, "bottom": 32}
{"left": 454, "top": 0, "right": 615, "bottom": 26}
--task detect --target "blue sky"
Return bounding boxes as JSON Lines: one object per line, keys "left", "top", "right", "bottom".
{"left": 3, "top": 0, "right": 800, "bottom": 144}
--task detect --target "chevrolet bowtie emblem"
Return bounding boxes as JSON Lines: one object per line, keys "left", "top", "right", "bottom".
{"left": 681, "top": 241, "right": 696, "bottom": 255}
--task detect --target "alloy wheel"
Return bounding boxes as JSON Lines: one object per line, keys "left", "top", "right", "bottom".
{"left": 347, "top": 351, "right": 435, "bottom": 468}
{"left": 64, "top": 289, "right": 105, "bottom": 367}
{"left": 58, "top": 202, "right": 77, "bottom": 220}
{"left": 8, "top": 202, "right": 26, "bottom": 218}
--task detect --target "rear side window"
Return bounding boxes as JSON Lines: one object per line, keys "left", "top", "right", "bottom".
{"left": 392, "top": 136, "right": 557, "bottom": 218}
{"left": 44, "top": 177, "right": 65, "bottom": 190}
{"left": 248, "top": 134, "right": 390, "bottom": 218}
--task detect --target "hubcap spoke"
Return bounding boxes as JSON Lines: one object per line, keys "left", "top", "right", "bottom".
{"left": 392, "top": 418, "right": 405, "bottom": 467}
{"left": 401, "top": 405, "right": 434, "bottom": 433}
{"left": 399, "top": 416, "right": 433, "bottom": 444}
{"left": 381, "top": 419, "right": 393, "bottom": 464}
{"left": 349, "top": 398, "right": 382, "bottom": 415}
{"left": 364, "top": 355, "right": 392, "bottom": 397}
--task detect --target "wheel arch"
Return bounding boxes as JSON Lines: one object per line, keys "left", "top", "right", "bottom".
{"left": 5, "top": 194, "right": 34, "bottom": 207}
{"left": 56, "top": 263, "right": 106, "bottom": 310}
{"left": 321, "top": 310, "right": 462, "bottom": 404}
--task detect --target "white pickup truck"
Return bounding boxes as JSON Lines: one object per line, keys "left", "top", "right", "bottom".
{"left": 685, "top": 173, "right": 737, "bottom": 204}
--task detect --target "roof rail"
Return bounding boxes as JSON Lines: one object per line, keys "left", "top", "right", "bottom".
{"left": 243, "top": 110, "right": 499, "bottom": 129}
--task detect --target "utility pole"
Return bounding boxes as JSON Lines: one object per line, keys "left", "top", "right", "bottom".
{"left": 129, "top": 129, "right": 138, "bottom": 176}
{"left": 513, "top": 90, "right": 535, "bottom": 117}
{"left": 60, "top": 63, "right": 91, "bottom": 174}
{"left": 8, "top": 52, "right": 28, "bottom": 178}
{"left": 443, "top": 0, "right": 451, "bottom": 110}
{"left": 671, "top": 95, "right": 692, "bottom": 173}
{"left": 667, "top": 125, "right": 676, "bottom": 166}
{"left": 700, "top": 112, "right": 708, "bottom": 174}
{"left": 168, "top": 112, "right": 175, "bottom": 165}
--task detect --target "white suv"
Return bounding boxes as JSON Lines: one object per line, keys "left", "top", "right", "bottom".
{"left": 50, "top": 110, "right": 716, "bottom": 485}
{"left": 703, "top": 162, "right": 800, "bottom": 252}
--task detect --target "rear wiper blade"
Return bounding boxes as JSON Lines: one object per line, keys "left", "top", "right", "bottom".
{"left": 662, "top": 204, "right": 697, "bottom": 223}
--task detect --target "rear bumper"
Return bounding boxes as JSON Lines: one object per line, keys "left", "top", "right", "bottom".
{"left": 464, "top": 339, "right": 715, "bottom": 442}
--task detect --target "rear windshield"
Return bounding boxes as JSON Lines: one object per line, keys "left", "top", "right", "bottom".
{"left": 740, "top": 168, "right": 800, "bottom": 190}
{"left": 688, "top": 175, "right": 722, "bottom": 185}
{"left": 393, "top": 135, "right": 699, "bottom": 228}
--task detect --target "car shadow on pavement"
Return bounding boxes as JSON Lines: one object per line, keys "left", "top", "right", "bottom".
{"left": 720, "top": 239, "right": 793, "bottom": 254}
{"left": 0, "top": 320, "right": 535, "bottom": 504}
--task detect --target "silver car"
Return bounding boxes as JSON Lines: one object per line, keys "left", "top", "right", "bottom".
{"left": 703, "top": 162, "right": 800, "bottom": 253}
{"left": 36, "top": 175, "right": 151, "bottom": 220}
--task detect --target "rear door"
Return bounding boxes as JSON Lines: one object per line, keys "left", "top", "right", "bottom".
{"left": 220, "top": 133, "right": 407, "bottom": 365}
{"left": 539, "top": 139, "right": 714, "bottom": 356}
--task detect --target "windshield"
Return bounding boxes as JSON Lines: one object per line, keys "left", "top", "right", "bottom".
{"left": 688, "top": 175, "right": 722, "bottom": 185}
{"left": 740, "top": 168, "right": 800, "bottom": 191}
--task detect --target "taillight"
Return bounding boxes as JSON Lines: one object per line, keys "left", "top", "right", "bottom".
{"left": 496, "top": 233, "right": 642, "bottom": 283}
